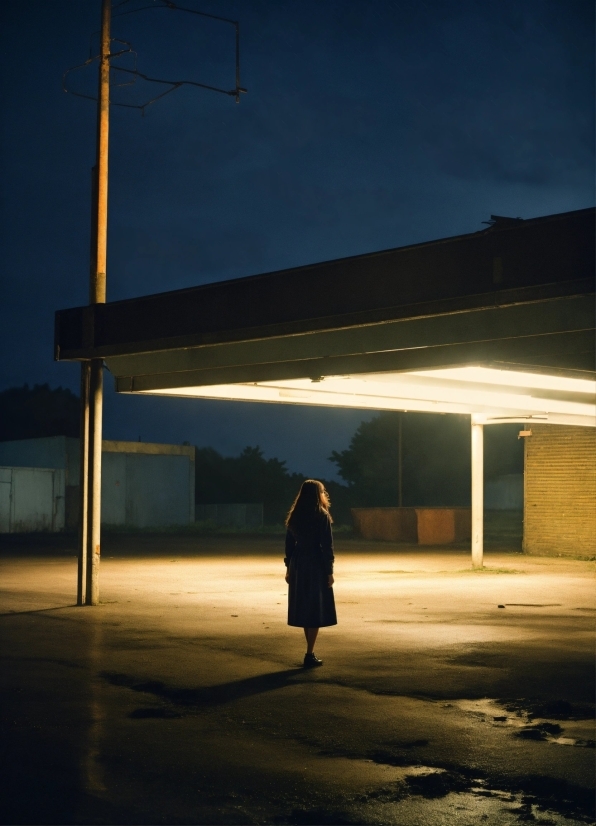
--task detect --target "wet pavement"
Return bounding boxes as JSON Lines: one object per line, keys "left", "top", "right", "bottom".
{"left": 1, "top": 535, "right": 594, "bottom": 825}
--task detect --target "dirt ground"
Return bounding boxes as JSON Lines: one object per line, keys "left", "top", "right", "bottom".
{"left": 1, "top": 534, "right": 594, "bottom": 825}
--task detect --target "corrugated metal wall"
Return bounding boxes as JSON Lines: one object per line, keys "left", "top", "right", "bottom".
{"left": 102, "top": 452, "right": 194, "bottom": 528}
{"left": 523, "top": 425, "right": 596, "bottom": 557}
{"left": 0, "top": 467, "right": 65, "bottom": 533}
{"left": 0, "top": 437, "right": 79, "bottom": 528}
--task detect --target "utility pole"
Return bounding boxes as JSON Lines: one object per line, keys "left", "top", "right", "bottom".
{"left": 70, "top": 0, "right": 245, "bottom": 604}
{"left": 78, "top": 0, "right": 110, "bottom": 605}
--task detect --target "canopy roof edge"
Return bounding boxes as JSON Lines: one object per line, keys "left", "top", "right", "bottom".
{"left": 55, "top": 208, "right": 595, "bottom": 365}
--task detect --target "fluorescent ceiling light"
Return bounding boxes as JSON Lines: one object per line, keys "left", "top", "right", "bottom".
{"left": 262, "top": 376, "right": 592, "bottom": 416}
{"left": 137, "top": 369, "right": 596, "bottom": 427}
{"left": 410, "top": 366, "right": 596, "bottom": 395}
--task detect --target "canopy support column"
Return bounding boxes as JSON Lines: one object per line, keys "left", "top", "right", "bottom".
{"left": 471, "top": 419, "right": 484, "bottom": 569}
{"left": 86, "top": 361, "right": 103, "bottom": 604}
{"left": 77, "top": 362, "right": 90, "bottom": 605}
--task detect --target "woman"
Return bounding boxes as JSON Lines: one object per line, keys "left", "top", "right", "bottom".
{"left": 284, "top": 479, "right": 337, "bottom": 668}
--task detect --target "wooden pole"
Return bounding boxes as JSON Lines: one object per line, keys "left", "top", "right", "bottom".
{"left": 80, "top": 0, "right": 110, "bottom": 605}
{"left": 92, "top": 0, "right": 110, "bottom": 308}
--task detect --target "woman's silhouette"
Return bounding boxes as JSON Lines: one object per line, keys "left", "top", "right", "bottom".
{"left": 284, "top": 479, "right": 337, "bottom": 667}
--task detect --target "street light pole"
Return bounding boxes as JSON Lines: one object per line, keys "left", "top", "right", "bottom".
{"left": 79, "top": 0, "right": 110, "bottom": 606}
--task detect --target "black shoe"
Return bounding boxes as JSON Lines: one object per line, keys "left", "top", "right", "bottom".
{"left": 303, "top": 652, "right": 323, "bottom": 668}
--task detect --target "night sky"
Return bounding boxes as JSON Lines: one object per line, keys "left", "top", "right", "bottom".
{"left": 1, "top": 0, "right": 593, "bottom": 479}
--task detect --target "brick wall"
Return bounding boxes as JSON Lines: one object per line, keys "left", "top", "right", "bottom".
{"left": 523, "top": 425, "right": 596, "bottom": 557}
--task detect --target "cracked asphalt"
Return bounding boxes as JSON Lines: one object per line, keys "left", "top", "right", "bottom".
{"left": 1, "top": 535, "right": 594, "bottom": 825}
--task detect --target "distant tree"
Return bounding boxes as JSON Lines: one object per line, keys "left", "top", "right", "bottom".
{"left": 0, "top": 384, "right": 80, "bottom": 441}
{"left": 328, "top": 412, "right": 471, "bottom": 506}
{"left": 193, "top": 446, "right": 233, "bottom": 503}
{"left": 196, "top": 445, "right": 303, "bottom": 523}
{"left": 195, "top": 445, "right": 351, "bottom": 525}
{"left": 329, "top": 412, "right": 524, "bottom": 508}
{"left": 398, "top": 414, "right": 472, "bottom": 505}
{"left": 329, "top": 412, "right": 405, "bottom": 506}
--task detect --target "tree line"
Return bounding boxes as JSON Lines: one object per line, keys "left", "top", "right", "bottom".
{"left": 194, "top": 445, "right": 351, "bottom": 524}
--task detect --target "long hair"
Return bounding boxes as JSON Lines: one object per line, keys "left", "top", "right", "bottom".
{"left": 285, "top": 479, "right": 332, "bottom": 532}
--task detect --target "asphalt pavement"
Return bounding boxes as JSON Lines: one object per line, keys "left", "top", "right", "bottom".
{"left": 1, "top": 535, "right": 594, "bottom": 825}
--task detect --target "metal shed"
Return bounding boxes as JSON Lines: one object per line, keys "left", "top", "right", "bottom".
{"left": 0, "top": 437, "right": 195, "bottom": 531}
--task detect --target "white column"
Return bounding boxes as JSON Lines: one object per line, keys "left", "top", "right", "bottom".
{"left": 471, "top": 420, "right": 484, "bottom": 569}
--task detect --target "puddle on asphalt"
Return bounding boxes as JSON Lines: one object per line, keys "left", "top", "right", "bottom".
{"left": 356, "top": 764, "right": 594, "bottom": 825}
{"left": 357, "top": 788, "right": 593, "bottom": 826}
{"left": 354, "top": 753, "right": 596, "bottom": 825}
{"left": 452, "top": 698, "right": 595, "bottom": 748}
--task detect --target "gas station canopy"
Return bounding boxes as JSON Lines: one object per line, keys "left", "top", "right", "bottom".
{"left": 55, "top": 208, "right": 595, "bottom": 425}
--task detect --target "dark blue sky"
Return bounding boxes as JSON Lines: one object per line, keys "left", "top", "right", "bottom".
{"left": 1, "top": 0, "right": 594, "bottom": 478}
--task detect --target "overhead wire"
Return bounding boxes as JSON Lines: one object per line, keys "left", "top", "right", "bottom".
{"left": 63, "top": 1, "right": 247, "bottom": 114}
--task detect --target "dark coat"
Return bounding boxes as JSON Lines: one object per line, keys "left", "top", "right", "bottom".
{"left": 284, "top": 511, "right": 337, "bottom": 628}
